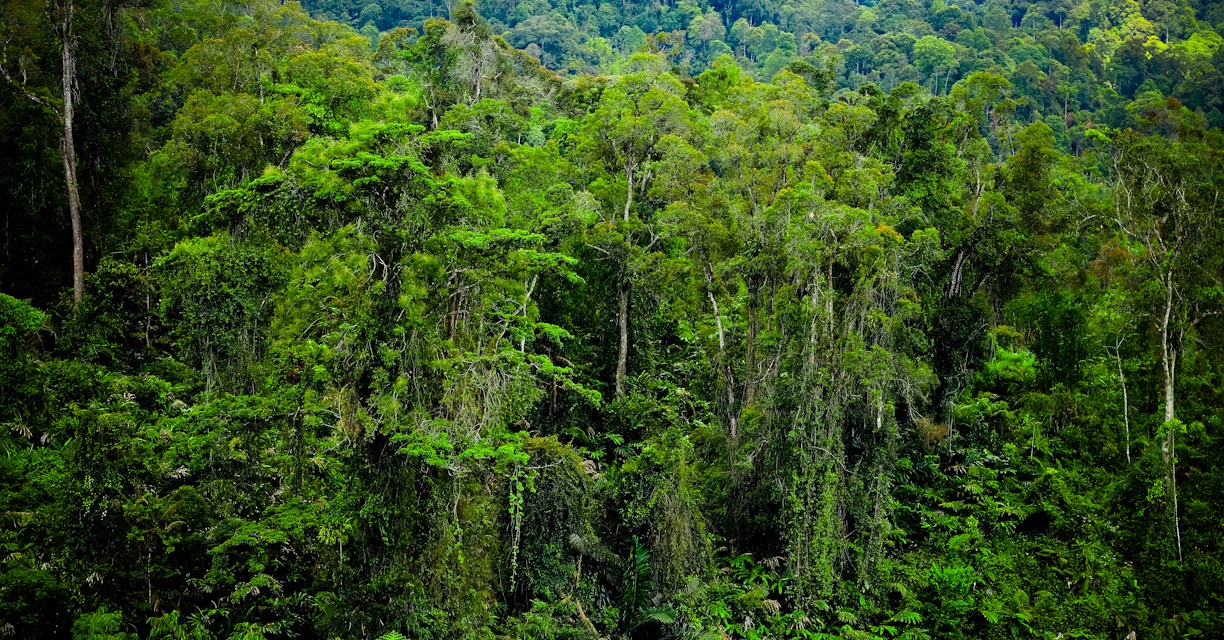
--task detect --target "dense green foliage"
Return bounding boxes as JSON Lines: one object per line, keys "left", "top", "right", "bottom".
{"left": 1, "top": 0, "right": 1223, "bottom": 638}
{"left": 306, "top": 0, "right": 1224, "bottom": 133}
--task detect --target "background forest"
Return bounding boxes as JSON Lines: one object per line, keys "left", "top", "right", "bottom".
{"left": 1, "top": 0, "right": 1223, "bottom": 638}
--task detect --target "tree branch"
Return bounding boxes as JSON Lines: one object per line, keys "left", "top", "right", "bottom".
{"left": 0, "top": 49, "right": 61, "bottom": 119}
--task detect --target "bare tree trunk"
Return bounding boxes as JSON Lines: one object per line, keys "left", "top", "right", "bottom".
{"left": 947, "top": 249, "right": 968, "bottom": 299}
{"left": 1172, "top": 436, "right": 1182, "bottom": 562}
{"left": 615, "top": 280, "right": 628, "bottom": 397}
{"left": 704, "top": 263, "right": 736, "bottom": 439}
{"left": 1113, "top": 338, "right": 1131, "bottom": 464}
{"left": 1160, "top": 279, "right": 1176, "bottom": 426}
{"left": 623, "top": 162, "right": 634, "bottom": 222}
{"left": 1159, "top": 279, "right": 1182, "bottom": 561}
{"left": 615, "top": 156, "right": 636, "bottom": 396}
{"left": 60, "top": 2, "right": 84, "bottom": 306}
{"left": 745, "top": 297, "right": 758, "bottom": 406}
{"left": 1, "top": 0, "right": 83, "bottom": 304}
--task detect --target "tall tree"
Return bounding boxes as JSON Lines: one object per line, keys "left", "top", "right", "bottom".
{"left": 578, "top": 58, "right": 691, "bottom": 396}
{"left": 1, "top": 0, "right": 84, "bottom": 304}
{"left": 1110, "top": 133, "right": 1224, "bottom": 561}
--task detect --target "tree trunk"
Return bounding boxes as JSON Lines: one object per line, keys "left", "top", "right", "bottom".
{"left": 1160, "top": 278, "right": 1176, "bottom": 426}
{"left": 623, "top": 162, "right": 634, "bottom": 222}
{"left": 745, "top": 297, "right": 758, "bottom": 406}
{"left": 1159, "top": 278, "right": 1182, "bottom": 562}
{"left": 59, "top": 0, "right": 84, "bottom": 306}
{"left": 615, "top": 280, "right": 629, "bottom": 397}
{"left": 704, "top": 263, "right": 736, "bottom": 439}
{"left": 1113, "top": 339, "right": 1131, "bottom": 464}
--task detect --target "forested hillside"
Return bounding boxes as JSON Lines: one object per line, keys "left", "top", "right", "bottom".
{"left": 306, "top": 0, "right": 1224, "bottom": 132}
{"left": 1, "top": 0, "right": 1223, "bottom": 638}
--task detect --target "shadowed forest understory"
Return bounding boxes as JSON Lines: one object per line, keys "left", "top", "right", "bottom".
{"left": 1, "top": 0, "right": 1224, "bottom": 638}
